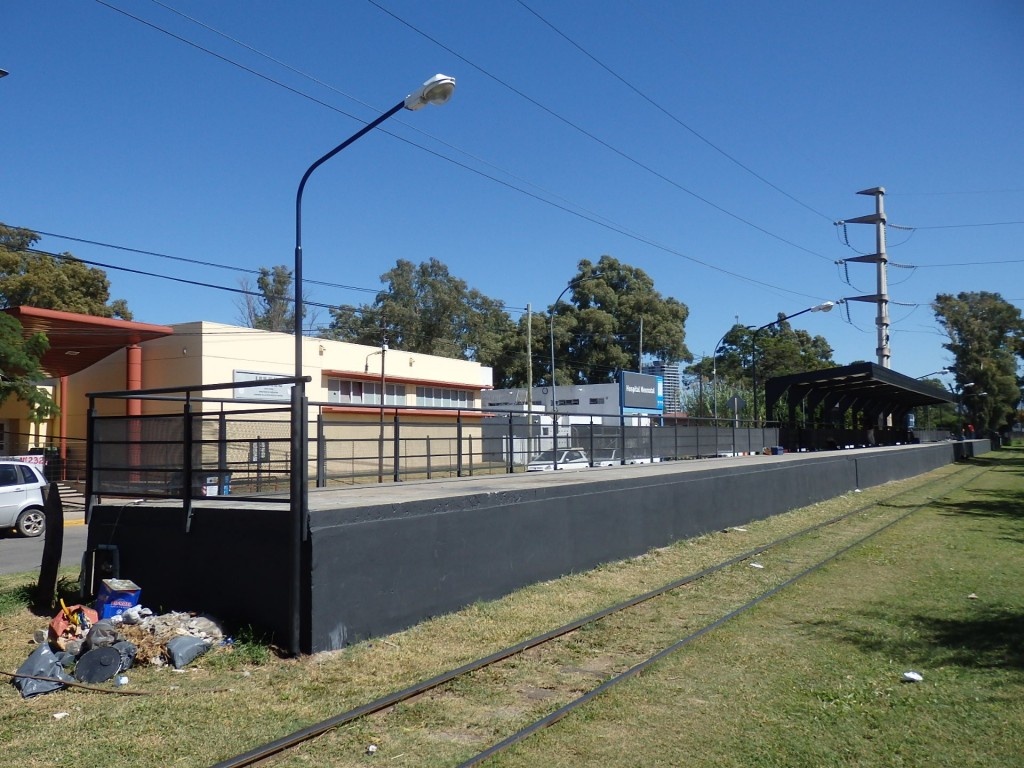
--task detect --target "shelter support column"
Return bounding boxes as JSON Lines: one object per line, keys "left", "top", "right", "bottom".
{"left": 127, "top": 345, "right": 142, "bottom": 481}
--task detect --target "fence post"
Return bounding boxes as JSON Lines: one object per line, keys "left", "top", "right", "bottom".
{"left": 316, "top": 412, "right": 326, "bottom": 487}
{"left": 469, "top": 434, "right": 475, "bottom": 476}
{"left": 426, "top": 435, "right": 432, "bottom": 479}
{"left": 507, "top": 411, "right": 515, "bottom": 473}
{"left": 588, "top": 415, "right": 595, "bottom": 466}
{"left": 553, "top": 412, "right": 560, "bottom": 469}
{"left": 183, "top": 395, "right": 194, "bottom": 532}
{"left": 85, "top": 400, "right": 96, "bottom": 524}
{"left": 393, "top": 412, "right": 401, "bottom": 483}
{"left": 456, "top": 411, "right": 464, "bottom": 477}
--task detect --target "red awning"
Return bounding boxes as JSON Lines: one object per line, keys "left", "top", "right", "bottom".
{"left": 4, "top": 306, "right": 174, "bottom": 378}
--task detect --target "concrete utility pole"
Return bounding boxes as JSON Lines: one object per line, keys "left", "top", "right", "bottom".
{"left": 526, "top": 303, "right": 533, "bottom": 457}
{"left": 840, "top": 187, "right": 891, "bottom": 368}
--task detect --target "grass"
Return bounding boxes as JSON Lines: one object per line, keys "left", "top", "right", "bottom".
{"left": 1, "top": 449, "right": 1022, "bottom": 766}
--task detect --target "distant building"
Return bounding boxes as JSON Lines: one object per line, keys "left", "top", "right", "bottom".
{"left": 643, "top": 360, "right": 682, "bottom": 413}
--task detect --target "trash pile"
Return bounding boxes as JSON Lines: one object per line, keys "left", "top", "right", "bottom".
{"left": 12, "top": 578, "right": 224, "bottom": 699}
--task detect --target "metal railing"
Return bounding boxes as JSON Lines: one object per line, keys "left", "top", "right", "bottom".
{"left": 85, "top": 381, "right": 789, "bottom": 506}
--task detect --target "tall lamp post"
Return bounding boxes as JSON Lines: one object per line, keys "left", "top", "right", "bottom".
{"left": 288, "top": 74, "right": 455, "bottom": 655}
{"left": 365, "top": 345, "right": 388, "bottom": 483}
{"left": 548, "top": 274, "right": 601, "bottom": 413}
{"left": 711, "top": 329, "right": 734, "bottom": 421}
{"left": 751, "top": 301, "right": 834, "bottom": 425}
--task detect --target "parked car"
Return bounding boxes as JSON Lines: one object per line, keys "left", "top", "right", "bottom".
{"left": 592, "top": 448, "right": 620, "bottom": 467}
{"left": 625, "top": 456, "right": 663, "bottom": 465}
{"left": 527, "top": 448, "right": 591, "bottom": 471}
{"left": 0, "top": 460, "right": 48, "bottom": 537}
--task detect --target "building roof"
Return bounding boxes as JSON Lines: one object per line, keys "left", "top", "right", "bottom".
{"left": 765, "top": 362, "right": 954, "bottom": 421}
{"left": 4, "top": 306, "right": 174, "bottom": 378}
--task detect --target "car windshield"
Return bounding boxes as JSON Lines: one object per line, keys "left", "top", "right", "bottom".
{"left": 530, "top": 451, "right": 556, "bottom": 462}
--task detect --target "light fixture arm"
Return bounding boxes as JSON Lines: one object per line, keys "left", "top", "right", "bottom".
{"left": 751, "top": 301, "right": 836, "bottom": 425}
{"left": 549, "top": 273, "right": 602, "bottom": 413}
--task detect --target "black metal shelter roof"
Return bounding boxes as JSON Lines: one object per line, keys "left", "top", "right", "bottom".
{"left": 765, "top": 362, "right": 953, "bottom": 423}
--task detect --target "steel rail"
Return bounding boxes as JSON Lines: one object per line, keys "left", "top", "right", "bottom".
{"left": 210, "top": 465, "right": 983, "bottom": 768}
{"left": 456, "top": 467, "right": 984, "bottom": 766}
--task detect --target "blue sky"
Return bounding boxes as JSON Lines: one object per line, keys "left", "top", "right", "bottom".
{"left": 3, "top": 0, "right": 1022, "bottom": 385}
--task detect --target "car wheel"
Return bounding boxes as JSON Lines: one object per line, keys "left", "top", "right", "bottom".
{"left": 15, "top": 507, "right": 45, "bottom": 538}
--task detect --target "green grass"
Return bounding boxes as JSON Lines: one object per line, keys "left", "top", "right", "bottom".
{"left": 1, "top": 449, "right": 1022, "bottom": 767}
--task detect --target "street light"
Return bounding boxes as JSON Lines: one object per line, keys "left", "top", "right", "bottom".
{"left": 287, "top": 74, "right": 455, "bottom": 655}
{"left": 549, "top": 274, "right": 601, "bottom": 412}
{"left": 365, "top": 345, "right": 389, "bottom": 483}
{"left": 0, "top": 69, "right": 9, "bottom": 79}
{"left": 711, "top": 328, "right": 735, "bottom": 421}
{"left": 751, "top": 301, "right": 835, "bottom": 425}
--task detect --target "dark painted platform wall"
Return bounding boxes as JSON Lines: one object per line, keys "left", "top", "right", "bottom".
{"left": 87, "top": 442, "right": 988, "bottom": 653}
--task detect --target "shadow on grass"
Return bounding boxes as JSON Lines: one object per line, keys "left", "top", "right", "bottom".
{"left": 811, "top": 607, "right": 1024, "bottom": 672}
{"left": 0, "top": 575, "right": 82, "bottom": 618}
{"left": 964, "top": 446, "right": 1024, "bottom": 475}
{"left": 933, "top": 491, "right": 1024, "bottom": 523}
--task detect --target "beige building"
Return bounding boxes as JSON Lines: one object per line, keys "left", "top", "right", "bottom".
{"left": 3, "top": 309, "right": 494, "bottom": 485}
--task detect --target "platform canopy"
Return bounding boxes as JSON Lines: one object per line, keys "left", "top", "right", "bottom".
{"left": 765, "top": 362, "right": 954, "bottom": 425}
{"left": 3, "top": 306, "right": 174, "bottom": 378}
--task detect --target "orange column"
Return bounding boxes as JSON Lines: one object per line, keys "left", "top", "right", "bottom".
{"left": 59, "top": 375, "right": 68, "bottom": 481}
{"left": 127, "top": 345, "right": 142, "bottom": 481}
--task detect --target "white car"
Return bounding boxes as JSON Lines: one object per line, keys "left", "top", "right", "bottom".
{"left": 0, "top": 460, "right": 48, "bottom": 537}
{"left": 592, "top": 449, "right": 621, "bottom": 467}
{"left": 527, "top": 448, "right": 591, "bottom": 472}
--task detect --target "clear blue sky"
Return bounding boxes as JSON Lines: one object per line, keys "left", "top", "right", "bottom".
{"left": 3, "top": 0, "right": 1022, "bottom": 385}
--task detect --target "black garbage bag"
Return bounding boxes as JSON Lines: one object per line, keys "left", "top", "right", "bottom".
{"left": 12, "top": 643, "right": 74, "bottom": 698}
{"left": 83, "top": 620, "right": 120, "bottom": 651}
{"left": 112, "top": 640, "right": 138, "bottom": 671}
{"left": 166, "top": 636, "right": 211, "bottom": 669}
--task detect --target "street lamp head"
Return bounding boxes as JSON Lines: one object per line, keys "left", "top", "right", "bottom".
{"left": 0, "top": 69, "right": 9, "bottom": 79}
{"left": 404, "top": 74, "right": 456, "bottom": 110}
{"left": 812, "top": 301, "right": 835, "bottom": 313}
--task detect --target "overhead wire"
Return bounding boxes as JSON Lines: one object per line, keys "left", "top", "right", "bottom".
{"left": 142, "top": 0, "right": 635, "bottom": 239}
{"left": 92, "top": 0, "right": 831, "bottom": 304}
{"left": 513, "top": 0, "right": 835, "bottom": 224}
{"left": 363, "top": 0, "right": 835, "bottom": 264}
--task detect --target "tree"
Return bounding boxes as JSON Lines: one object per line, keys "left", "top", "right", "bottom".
{"left": 324, "top": 258, "right": 517, "bottom": 366}
{"left": 685, "top": 317, "right": 835, "bottom": 420}
{"left": 238, "top": 265, "right": 295, "bottom": 332}
{"left": 0, "top": 313, "right": 58, "bottom": 421}
{"left": 545, "top": 256, "right": 691, "bottom": 386}
{"left": 933, "top": 291, "right": 1024, "bottom": 432}
{"left": 0, "top": 223, "right": 132, "bottom": 319}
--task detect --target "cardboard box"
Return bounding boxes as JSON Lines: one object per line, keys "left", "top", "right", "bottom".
{"left": 95, "top": 579, "right": 141, "bottom": 619}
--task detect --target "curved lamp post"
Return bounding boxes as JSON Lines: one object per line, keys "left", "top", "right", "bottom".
{"left": 751, "top": 301, "right": 834, "bottom": 425}
{"left": 711, "top": 329, "right": 734, "bottom": 421}
{"left": 287, "top": 74, "right": 455, "bottom": 655}
{"left": 548, "top": 274, "right": 602, "bottom": 412}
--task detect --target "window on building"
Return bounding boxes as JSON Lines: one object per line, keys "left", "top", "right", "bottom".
{"left": 416, "top": 386, "right": 472, "bottom": 408}
{"left": 327, "top": 379, "right": 405, "bottom": 406}
{"left": 589, "top": 397, "right": 606, "bottom": 405}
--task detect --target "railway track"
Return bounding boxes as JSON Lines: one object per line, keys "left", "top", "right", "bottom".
{"left": 212, "top": 464, "right": 986, "bottom": 767}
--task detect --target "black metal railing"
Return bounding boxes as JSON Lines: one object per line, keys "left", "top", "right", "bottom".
{"left": 84, "top": 381, "right": 790, "bottom": 503}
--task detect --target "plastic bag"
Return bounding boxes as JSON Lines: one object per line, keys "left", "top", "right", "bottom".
{"left": 12, "top": 643, "right": 74, "bottom": 698}
{"left": 166, "top": 636, "right": 211, "bottom": 669}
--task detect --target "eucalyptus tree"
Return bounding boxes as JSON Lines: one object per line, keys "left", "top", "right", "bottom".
{"left": 933, "top": 291, "right": 1024, "bottom": 432}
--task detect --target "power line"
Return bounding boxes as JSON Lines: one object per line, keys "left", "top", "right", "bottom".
{"left": 364, "top": 0, "right": 834, "bottom": 263}
{"left": 92, "top": 0, "right": 831, "bottom": 303}
{"left": 514, "top": 0, "right": 834, "bottom": 223}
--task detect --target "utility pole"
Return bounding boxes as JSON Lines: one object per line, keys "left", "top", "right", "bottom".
{"left": 839, "top": 187, "right": 890, "bottom": 368}
{"left": 526, "top": 303, "right": 533, "bottom": 458}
